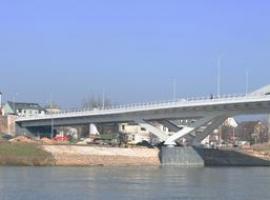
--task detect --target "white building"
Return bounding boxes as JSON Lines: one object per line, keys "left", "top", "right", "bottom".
{"left": 119, "top": 122, "right": 169, "bottom": 145}
{"left": 3, "top": 101, "right": 46, "bottom": 117}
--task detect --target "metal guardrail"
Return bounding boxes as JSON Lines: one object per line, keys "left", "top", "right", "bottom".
{"left": 16, "top": 94, "right": 270, "bottom": 121}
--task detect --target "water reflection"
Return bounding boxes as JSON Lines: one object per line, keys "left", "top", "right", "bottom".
{"left": 0, "top": 166, "right": 270, "bottom": 200}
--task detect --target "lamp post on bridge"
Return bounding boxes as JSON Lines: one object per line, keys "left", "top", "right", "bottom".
{"left": 171, "top": 78, "right": 176, "bottom": 100}
{"left": 245, "top": 70, "right": 249, "bottom": 96}
{"left": 0, "top": 91, "right": 2, "bottom": 115}
{"left": 217, "top": 55, "right": 223, "bottom": 98}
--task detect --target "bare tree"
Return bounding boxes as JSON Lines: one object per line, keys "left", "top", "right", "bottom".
{"left": 44, "top": 101, "right": 61, "bottom": 109}
{"left": 81, "top": 95, "right": 112, "bottom": 110}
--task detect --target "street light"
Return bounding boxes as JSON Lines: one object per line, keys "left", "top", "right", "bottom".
{"left": 171, "top": 78, "right": 176, "bottom": 100}
{"left": 245, "top": 70, "right": 249, "bottom": 96}
{"left": 217, "top": 55, "right": 223, "bottom": 97}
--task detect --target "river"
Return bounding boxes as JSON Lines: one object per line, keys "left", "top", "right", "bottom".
{"left": 0, "top": 166, "right": 270, "bottom": 200}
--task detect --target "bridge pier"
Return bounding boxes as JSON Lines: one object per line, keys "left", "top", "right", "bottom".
{"left": 160, "top": 146, "right": 204, "bottom": 167}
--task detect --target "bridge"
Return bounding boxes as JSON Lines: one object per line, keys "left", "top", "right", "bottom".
{"left": 16, "top": 85, "right": 270, "bottom": 146}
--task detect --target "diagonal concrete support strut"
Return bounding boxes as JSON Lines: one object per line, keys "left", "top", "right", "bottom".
{"left": 135, "top": 120, "right": 169, "bottom": 142}
{"left": 193, "top": 115, "right": 228, "bottom": 144}
{"left": 159, "top": 120, "right": 182, "bottom": 132}
{"left": 164, "top": 116, "right": 216, "bottom": 146}
{"left": 135, "top": 115, "right": 224, "bottom": 146}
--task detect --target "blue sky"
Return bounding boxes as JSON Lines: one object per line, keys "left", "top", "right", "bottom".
{"left": 0, "top": 0, "right": 270, "bottom": 107}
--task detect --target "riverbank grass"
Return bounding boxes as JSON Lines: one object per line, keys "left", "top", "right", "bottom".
{"left": 0, "top": 142, "right": 55, "bottom": 166}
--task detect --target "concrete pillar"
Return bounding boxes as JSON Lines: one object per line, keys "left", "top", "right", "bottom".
{"left": 89, "top": 123, "right": 100, "bottom": 137}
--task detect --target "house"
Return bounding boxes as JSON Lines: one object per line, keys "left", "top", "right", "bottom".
{"left": 3, "top": 101, "right": 46, "bottom": 117}
{"left": 119, "top": 122, "right": 151, "bottom": 144}
{"left": 236, "top": 121, "right": 269, "bottom": 144}
{"left": 45, "top": 106, "right": 61, "bottom": 114}
{"left": 119, "top": 122, "right": 168, "bottom": 145}
{"left": 44, "top": 103, "right": 61, "bottom": 114}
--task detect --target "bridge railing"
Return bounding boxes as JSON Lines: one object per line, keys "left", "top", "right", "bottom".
{"left": 16, "top": 93, "right": 270, "bottom": 121}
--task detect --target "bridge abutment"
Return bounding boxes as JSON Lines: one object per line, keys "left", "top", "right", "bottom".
{"left": 16, "top": 123, "right": 53, "bottom": 138}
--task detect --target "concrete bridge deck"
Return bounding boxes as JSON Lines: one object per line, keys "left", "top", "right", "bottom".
{"left": 15, "top": 85, "right": 270, "bottom": 146}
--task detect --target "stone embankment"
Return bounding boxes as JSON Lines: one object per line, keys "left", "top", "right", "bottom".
{"left": 195, "top": 147, "right": 270, "bottom": 166}
{"left": 42, "top": 145, "right": 160, "bottom": 166}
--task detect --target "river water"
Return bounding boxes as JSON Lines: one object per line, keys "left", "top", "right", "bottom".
{"left": 0, "top": 166, "right": 270, "bottom": 200}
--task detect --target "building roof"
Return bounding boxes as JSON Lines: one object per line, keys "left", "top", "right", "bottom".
{"left": 7, "top": 101, "right": 45, "bottom": 111}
